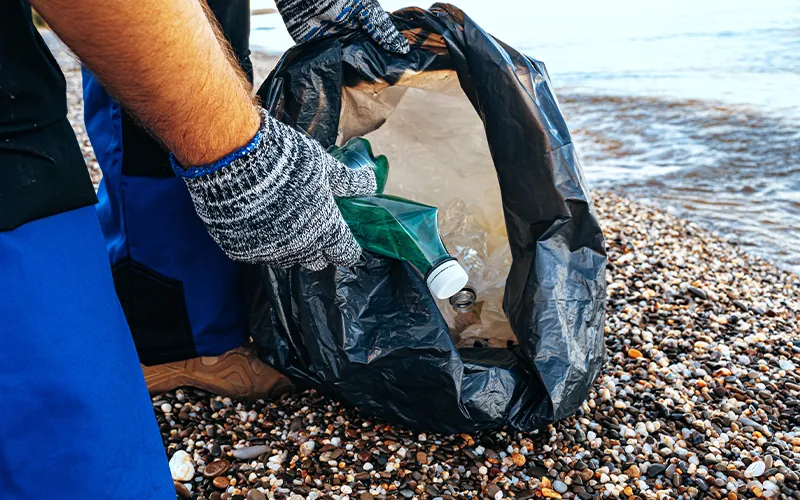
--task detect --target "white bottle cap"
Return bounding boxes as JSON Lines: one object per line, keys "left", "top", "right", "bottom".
{"left": 426, "top": 260, "right": 469, "bottom": 299}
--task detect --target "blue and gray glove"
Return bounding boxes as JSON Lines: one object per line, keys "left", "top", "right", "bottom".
{"left": 276, "top": 0, "right": 410, "bottom": 54}
{"left": 173, "top": 109, "right": 376, "bottom": 271}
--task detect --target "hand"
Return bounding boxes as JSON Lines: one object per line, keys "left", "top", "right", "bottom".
{"left": 276, "top": 0, "right": 410, "bottom": 54}
{"left": 173, "top": 109, "right": 376, "bottom": 271}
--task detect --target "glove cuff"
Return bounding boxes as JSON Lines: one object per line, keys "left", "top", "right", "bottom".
{"left": 170, "top": 110, "right": 266, "bottom": 180}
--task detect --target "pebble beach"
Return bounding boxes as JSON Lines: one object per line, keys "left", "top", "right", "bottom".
{"left": 50, "top": 34, "right": 800, "bottom": 500}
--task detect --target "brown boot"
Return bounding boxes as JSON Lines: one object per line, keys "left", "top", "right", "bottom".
{"left": 142, "top": 344, "right": 293, "bottom": 400}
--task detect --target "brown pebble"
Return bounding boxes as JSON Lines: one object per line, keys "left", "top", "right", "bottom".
{"left": 486, "top": 483, "right": 501, "bottom": 498}
{"left": 416, "top": 451, "right": 428, "bottom": 464}
{"left": 626, "top": 464, "right": 641, "bottom": 479}
{"left": 174, "top": 482, "right": 191, "bottom": 499}
{"left": 628, "top": 349, "right": 643, "bottom": 359}
{"left": 246, "top": 490, "right": 266, "bottom": 500}
{"left": 360, "top": 493, "right": 374, "bottom": 500}
{"left": 204, "top": 459, "right": 231, "bottom": 478}
{"left": 213, "top": 476, "right": 230, "bottom": 490}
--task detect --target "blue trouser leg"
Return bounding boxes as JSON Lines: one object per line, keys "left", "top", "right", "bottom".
{"left": 0, "top": 206, "right": 174, "bottom": 499}
{"left": 81, "top": 0, "right": 254, "bottom": 366}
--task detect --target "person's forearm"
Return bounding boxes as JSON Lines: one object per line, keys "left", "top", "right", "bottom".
{"left": 31, "top": 0, "right": 260, "bottom": 167}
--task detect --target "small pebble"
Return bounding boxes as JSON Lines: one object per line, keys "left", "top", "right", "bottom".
{"left": 168, "top": 450, "right": 194, "bottom": 482}
{"left": 745, "top": 461, "right": 766, "bottom": 478}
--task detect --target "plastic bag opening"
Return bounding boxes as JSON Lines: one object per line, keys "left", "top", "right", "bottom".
{"left": 338, "top": 68, "right": 514, "bottom": 348}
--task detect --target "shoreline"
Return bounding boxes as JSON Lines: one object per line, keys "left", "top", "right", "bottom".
{"left": 49, "top": 36, "right": 800, "bottom": 500}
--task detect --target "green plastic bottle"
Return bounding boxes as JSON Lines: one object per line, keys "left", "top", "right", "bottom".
{"left": 330, "top": 138, "right": 469, "bottom": 299}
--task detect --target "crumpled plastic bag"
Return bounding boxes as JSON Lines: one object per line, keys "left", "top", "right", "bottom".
{"left": 250, "top": 3, "right": 607, "bottom": 433}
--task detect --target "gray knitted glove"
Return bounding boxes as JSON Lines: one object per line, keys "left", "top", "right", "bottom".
{"left": 276, "top": 0, "right": 410, "bottom": 54}
{"left": 172, "top": 109, "right": 376, "bottom": 271}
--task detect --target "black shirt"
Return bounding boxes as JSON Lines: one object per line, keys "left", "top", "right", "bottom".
{"left": 0, "top": 1, "right": 97, "bottom": 231}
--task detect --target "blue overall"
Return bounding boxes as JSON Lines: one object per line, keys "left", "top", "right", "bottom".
{"left": 0, "top": 207, "right": 174, "bottom": 498}
{"left": 0, "top": 0, "right": 251, "bottom": 496}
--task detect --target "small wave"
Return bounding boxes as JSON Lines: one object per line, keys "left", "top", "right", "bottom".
{"left": 563, "top": 92, "right": 800, "bottom": 273}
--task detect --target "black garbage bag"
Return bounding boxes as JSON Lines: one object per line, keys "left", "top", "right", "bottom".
{"left": 251, "top": 3, "right": 607, "bottom": 433}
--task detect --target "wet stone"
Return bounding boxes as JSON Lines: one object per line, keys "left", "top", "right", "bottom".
{"left": 647, "top": 464, "right": 667, "bottom": 478}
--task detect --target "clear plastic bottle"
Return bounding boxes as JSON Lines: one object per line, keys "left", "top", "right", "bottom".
{"left": 330, "top": 138, "right": 469, "bottom": 299}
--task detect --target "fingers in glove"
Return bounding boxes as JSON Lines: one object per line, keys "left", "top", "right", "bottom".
{"left": 325, "top": 156, "right": 377, "bottom": 198}
{"left": 321, "top": 216, "right": 363, "bottom": 266}
{"left": 300, "top": 215, "right": 362, "bottom": 271}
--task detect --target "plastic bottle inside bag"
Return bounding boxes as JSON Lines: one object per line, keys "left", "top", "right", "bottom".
{"left": 331, "top": 139, "right": 469, "bottom": 300}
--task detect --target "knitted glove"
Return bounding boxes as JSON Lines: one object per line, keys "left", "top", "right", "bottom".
{"left": 172, "top": 109, "right": 376, "bottom": 271}
{"left": 276, "top": 0, "right": 410, "bottom": 54}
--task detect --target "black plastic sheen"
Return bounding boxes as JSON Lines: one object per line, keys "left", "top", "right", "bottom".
{"left": 252, "top": 4, "right": 607, "bottom": 433}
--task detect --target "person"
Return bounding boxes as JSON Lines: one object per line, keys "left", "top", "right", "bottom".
{"left": 0, "top": 0, "right": 408, "bottom": 497}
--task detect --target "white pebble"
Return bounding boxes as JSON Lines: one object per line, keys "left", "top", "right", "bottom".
{"left": 299, "top": 440, "right": 315, "bottom": 456}
{"left": 168, "top": 450, "right": 194, "bottom": 482}
{"left": 745, "top": 460, "right": 766, "bottom": 478}
{"left": 763, "top": 480, "right": 779, "bottom": 491}
{"left": 363, "top": 463, "right": 374, "bottom": 471}
{"left": 161, "top": 403, "right": 173, "bottom": 414}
